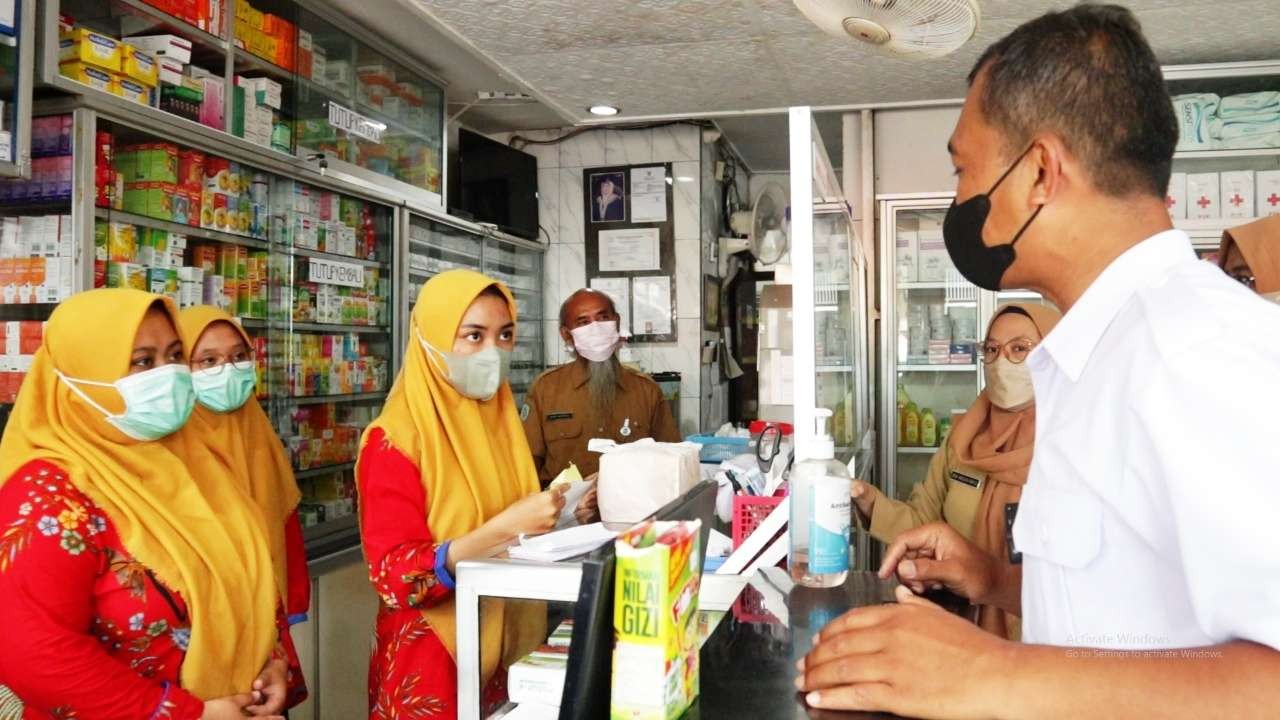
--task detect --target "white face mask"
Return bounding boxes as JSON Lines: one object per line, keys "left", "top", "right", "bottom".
{"left": 984, "top": 357, "right": 1035, "bottom": 410}
{"left": 569, "top": 320, "right": 620, "bottom": 362}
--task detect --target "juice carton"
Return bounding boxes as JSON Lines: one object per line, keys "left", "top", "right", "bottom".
{"left": 610, "top": 520, "right": 702, "bottom": 720}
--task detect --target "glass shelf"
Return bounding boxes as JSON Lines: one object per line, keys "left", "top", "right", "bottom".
{"left": 280, "top": 391, "right": 388, "bottom": 406}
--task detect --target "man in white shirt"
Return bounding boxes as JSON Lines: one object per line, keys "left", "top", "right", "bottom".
{"left": 796, "top": 4, "right": 1280, "bottom": 718}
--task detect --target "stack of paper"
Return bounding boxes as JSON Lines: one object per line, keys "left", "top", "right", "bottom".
{"left": 508, "top": 522, "right": 619, "bottom": 562}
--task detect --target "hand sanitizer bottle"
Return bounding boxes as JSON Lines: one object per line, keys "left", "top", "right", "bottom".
{"left": 789, "top": 408, "right": 851, "bottom": 588}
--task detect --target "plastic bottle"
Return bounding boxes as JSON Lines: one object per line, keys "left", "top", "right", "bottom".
{"left": 939, "top": 416, "right": 953, "bottom": 446}
{"left": 904, "top": 402, "right": 921, "bottom": 447}
{"left": 789, "top": 409, "right": 852, "bottom": 589}
{"left": 896, "top": 383, "right": 910, "bottom": 445}
{"left": 921, "top": 408, "right": 937, "bottom": 448}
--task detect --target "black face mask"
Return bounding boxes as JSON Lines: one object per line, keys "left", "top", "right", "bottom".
{"left": 943, "top": 145, "right": 1043, "bottom": 291}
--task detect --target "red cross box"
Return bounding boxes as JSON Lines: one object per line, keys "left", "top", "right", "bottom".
{"left": 1187, "top": 172, "right": 1220, "bottom": 220}
{"left": 1258, "top": 170, "right": 1280, "bottom": 218}
{"left": 1221, "top": 170, "right": 1255, "bottom": 220}
{"left": 1165, "top": 172, "right": 1187, "bottom": 220}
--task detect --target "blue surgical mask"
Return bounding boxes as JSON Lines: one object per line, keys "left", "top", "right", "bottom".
{"left": 416, "top": 328, "right": 511, "bottom": 401}
{"left": 192, "top": 361, "right": 257, "bottom": 413}
{"left": 57, "top": 363, "right": 196, "bottom": 441}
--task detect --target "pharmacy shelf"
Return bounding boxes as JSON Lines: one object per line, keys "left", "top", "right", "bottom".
{"left": 281, "top": 391, "right": 388, "bottom": 406}
{"left": 233, "top": 48, "right": 294, "bottom": 85}
{"left": 294, "top": 461, "right": 355, "bottom": 480}
{"left": 284, "top": 245, "right": 388, "bottom": 270}
{"left": 897, "top": 446, "right": 939, "bottom": 455}
{"left": 1173, "top": 148, "right": 1280, "bottom": 160}
{"left": 0, "top": 198, "right": 73, "bottom": 214}
{"left": 1175, "top": 217, "right": 1261, "bottom": 233}
{"left": 898, "top": 364, "right": 978, "bottom": 373}
{"left": 94, "top": 207, "right": 270, "bottom": 250}
{"left": 355, "top": 101, "right": 431, "bottom": 143}
{"left": 95, "top": 0, "right": 228, "bottom": 55}
{"left": 281, "top": 321, "right": 390, "bottom": 334}
{"left": 296, "top": 76, "right": 353, "bottom": 108}
{"left": 409, "top": 238, "right": 482, "bottom": 261}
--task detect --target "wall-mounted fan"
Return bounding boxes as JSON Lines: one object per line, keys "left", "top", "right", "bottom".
{"left": 792, "top": 0, "right": 980, "bottom": 58}
{"left": 719, "top": 182, "right": 788, "bottom": 276}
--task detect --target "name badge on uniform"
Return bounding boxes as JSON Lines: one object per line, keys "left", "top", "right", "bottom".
{"left": 950, "top": 470, "right": 981, "bottom": 489}
{"left": 1004, "top": 502, "right": 1022, "bottom": 565}
{"left": 546, "top": 412, "right": 574, "bottom": 422}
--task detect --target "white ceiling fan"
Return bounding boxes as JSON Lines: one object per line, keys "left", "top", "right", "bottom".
{"left": 792, "top": 0, "right": 981, "bottom": 58}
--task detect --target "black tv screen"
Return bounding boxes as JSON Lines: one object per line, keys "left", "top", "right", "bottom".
{"left": 458, "top": 129, "right": 539, "bottom": 241}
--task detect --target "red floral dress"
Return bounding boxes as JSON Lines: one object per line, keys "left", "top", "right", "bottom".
{"left": 359, "top": 428, "right": 508, "bottom": 720}
{"left": 0, "top": 459, "right": 306, "bottom": 718}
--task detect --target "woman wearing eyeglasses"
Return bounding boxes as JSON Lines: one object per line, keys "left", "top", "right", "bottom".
{"left": 164, "top": 305, "right": 311, "bottom": 710}
{"left": 851, "top": 302, "right": 1061, "bottom": 640}
{"left": 1218, "top": 216, "right": 1280, "bottom": 302}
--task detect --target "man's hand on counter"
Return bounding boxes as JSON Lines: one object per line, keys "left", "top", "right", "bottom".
{"left": 796, "top": 585, "right": 1015, "bottom": 718}
{"left": 879, "top": 522, "right": 1021, "bottom": 615}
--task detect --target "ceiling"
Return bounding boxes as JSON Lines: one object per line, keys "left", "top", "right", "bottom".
{"left": 717, "top": 112, "right": 848, "bottom": 173}
{"left": 402, "top": 0, "right": 1280, "bottom": 129}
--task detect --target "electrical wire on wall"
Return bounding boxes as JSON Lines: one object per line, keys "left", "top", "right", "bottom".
{"left": 507, "top": 119, "right": 714, "bottom": 151}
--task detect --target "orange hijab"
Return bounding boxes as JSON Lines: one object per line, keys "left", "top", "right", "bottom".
{"left": 358, "top": 269, "right": 542, "bottom": 683}
{"left": 948, "top": 302, "right": 1061, "bottom": 639}
{"left": 0, "top": 289, "right": 277, "bottom": 698}
{"left": 164, "top": 305, "right": 300, "bottom": 605}
{"left": 1219, "top": 216, "right": 1280, "bottom": 293}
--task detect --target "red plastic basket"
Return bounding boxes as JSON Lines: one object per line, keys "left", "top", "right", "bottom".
{"left": 731, "top": 495, "right": 785, "bottom": 549}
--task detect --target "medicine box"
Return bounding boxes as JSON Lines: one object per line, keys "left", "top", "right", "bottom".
{"left": 124, "top": 34, "right": 193, "bottom": 65}
{"left": 1165, "top": 172, "right": 1187, "bottom": 220}
{"left": 121, "top": 45, "right": 159, "bottom": 87}
{"left": 896, "top": 229, "right": 918, "bottom": 284}
{"left": 1257, "top": 171, "right": 1280, "bottom": 218}
{"left": 59, "top": 29, "right": 122, "bottom": 72}
{"left": 59, "top": 62, "right": 116, "bottom": 93}
{"left": 916, "top": 227, "right": 949, "bottom": 282}
{"left": 1220, "top": 171, "right": 1255, "bottom": 220}
{"left": 1186, "top": 173, "right": 1220, "bottom": 220}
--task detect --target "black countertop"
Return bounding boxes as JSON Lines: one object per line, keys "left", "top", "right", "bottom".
{"left": 689, "top": 571, "right": 938, "bottom": 720}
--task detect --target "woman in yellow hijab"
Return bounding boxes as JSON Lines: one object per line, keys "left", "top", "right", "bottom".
{"left": 0, "top": 289, "right": 285, "bottom": 719}
{"left": 163, "top": 305, "right": 311, "bottom": 710}
{"left": 358, "top": 270, "right": 565, "bottom": 718}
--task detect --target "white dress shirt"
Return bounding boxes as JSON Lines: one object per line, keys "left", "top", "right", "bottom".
{"left": 1014, "top": 229, "right": 1280, "bottom": 650}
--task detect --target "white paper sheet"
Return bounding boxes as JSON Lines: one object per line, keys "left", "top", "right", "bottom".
{"left": 631, "top": 275, "right": 673, "bottom": 336}
{"left": 630, "top": 166, "right": 668, "bottom": 223}
{"left": 509, "top": 522, "right": 618, "bottom": 562}
{"left": 553, "top": 479, "right": 596, "bottom": 529}
{"left": 500, "top": 702, "right": 560, "bottom": 720}
{"left": 589, "top": 276, "right": 631, "bottom": 335}
{"left": 598, "top": 228, "right": 660, "bottom": 272}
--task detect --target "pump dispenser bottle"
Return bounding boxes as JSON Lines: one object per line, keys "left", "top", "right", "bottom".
{"left": 789, "top": 408, "right": 852, "bottom": 588}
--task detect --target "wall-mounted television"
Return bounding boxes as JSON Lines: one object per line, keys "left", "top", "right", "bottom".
{"left": 456, "top": 129, "right": 539, "bottom": 241}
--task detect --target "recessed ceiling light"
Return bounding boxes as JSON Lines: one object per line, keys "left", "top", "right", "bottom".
{"left": 588, "top": 104, "right": 620, "bottom": 116}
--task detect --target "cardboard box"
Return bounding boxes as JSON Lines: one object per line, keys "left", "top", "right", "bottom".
{"left": 610, "top": 520, "right": 701, "bottom": 720}
{"left": 238, "top": 76, "right": 282, "bottom": 110}
{"left": 59, "top": 62, "right": 116, "bottom": 93}
{"left": 896, "top": 229, "right": 918, "bottom": 283}
{"left": 59, "top": 29, "right": 122, "bottom": 72}
{"left": 1220, "top": 170, "right": 1255, "bottom": 220}
{"left": 1258, "top": 170, "right": 1280, "bottom": 218}
{"left": 916, "top": 228, "right": 949, "bottom": 282}
{"left": 116, "top": 77, "right": 153, "bottom": 107}
{"left": 1186, "top": 172, "right": 1220, "bottom": 220}
{"left": 1165, "top": 172, "right": 1187, "bottom": 220}
{"left": 122, "top": 45, "right": 159, "bottom": 87}
{"left": 158, "top": 57, "right": 185, "bottom": 85}
{"left": 124, "top": 34, "right": 193, "bottom": 65}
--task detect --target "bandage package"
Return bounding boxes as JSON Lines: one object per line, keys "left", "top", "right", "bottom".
{"left": 1257, "top": 171, "right": 1280, "bottom": 218}
{"left": 1186, "top": 172, "right": 1220, "bottom": 219}
{"left": 1165, "top": 172, "right": 1187, "bottom": 220}
{"left": 1221, "top": 171, "right": 1256, "bottom": 220}
{"left": 598, "top": 441, "right": 701, "bottom": 524}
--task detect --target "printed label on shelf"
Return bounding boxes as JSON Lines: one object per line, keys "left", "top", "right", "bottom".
{"left": 327, "top": 101, "right": 384, "bottom": 144}
{"left": 308, "top": 257, "right": 365, "bottom": 288}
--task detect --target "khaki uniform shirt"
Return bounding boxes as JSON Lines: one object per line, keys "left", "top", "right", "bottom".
{"left": 522, "top": 361, "right": 681, "bottom": 486}
{"left": 864, "top": 443, "right": 990, "bottom": 545}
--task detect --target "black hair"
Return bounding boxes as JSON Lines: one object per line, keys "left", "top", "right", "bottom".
{"left": 995, "top": 305, "right": 1032, "bottom": 321}
{"left": 479, "top": 284, "right": 506, "bottom": 301}
{"left": 968, "top": 3, "right": 1177, "bottom": 199}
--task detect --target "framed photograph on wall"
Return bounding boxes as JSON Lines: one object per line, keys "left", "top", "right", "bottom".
{"left": 703, "top": 275, "right": 720, "bottom": 331}
{"left": 588, "top": 171, "right": 627, "bottom": 223}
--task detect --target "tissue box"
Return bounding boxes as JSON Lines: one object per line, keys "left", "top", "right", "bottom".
{"left": 598, "top": 441, "right": 700, "bottom": 524}
{"left": 1165, "top": 172, "right": 1187, "bottom": 220}
{"left": 1221, "top": 171, "right": 1255, "bottom": 220}
{"left": 1257, "top": 171, "right": 1280, "bottom": 218}
{"left": 610, "top": 520, "right": 702, "bottom": 720}
{"left": 1186, "top": 173, "right": 1220, "bottom": 220}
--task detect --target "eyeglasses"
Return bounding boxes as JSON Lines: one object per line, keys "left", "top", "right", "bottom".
{"left": 193, "top": 351, "right": 255, "bottom": 374}
{"left": 1230, "top": 272, "right": 1256, "bottom": 290}
{"left": 981, "top": 337, "right": 1038, "bottom": 365}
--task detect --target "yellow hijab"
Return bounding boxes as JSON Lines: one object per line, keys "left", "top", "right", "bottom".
{"left": 0, "top": 289, "right": 277, "bottom": 699}
{"left": 164, "top": 305, "right": 301, "bottom": 604}
{"left": 359, "top": 269, "right": 542, "bottom": 683}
